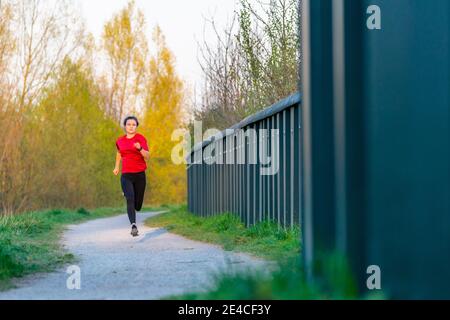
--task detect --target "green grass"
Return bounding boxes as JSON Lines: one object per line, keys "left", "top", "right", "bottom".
{"left": 0, "top": 203, "right": 383, "bottom": 299}
{"left": 145, "top": 204, "right": 300, "bottom": 262}
{"left": 0, "top": 204, "right": 160, "bottom": 291}
{"left": 171, "top": 251, "right": 388, "bottom": 299}
{"left": 146, "top": 205, "right": 377, "bottom": 300}
{"left": 176, "top": 257, "right": 314, "bottom": 299}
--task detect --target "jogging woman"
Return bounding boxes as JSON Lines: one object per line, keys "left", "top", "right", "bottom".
{"left": 113, "top": 116, "right": 150, "bottom": 237}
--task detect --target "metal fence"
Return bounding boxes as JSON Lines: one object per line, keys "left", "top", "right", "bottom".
{"left": 186, "top": 93, "right": 302, "bottom": 228}
{"left": 186, "top": 0, "right": 449, "bottom": 299}
{"left": 301, "top": 0, "right": 449, "bottom": 299}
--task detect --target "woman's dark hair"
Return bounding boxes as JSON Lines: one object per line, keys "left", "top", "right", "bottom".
{"left": 123, "top": 116, "right": 139, "bottom": 127}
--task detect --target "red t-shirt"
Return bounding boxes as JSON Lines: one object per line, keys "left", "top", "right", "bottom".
{"left": 116, "top": 133, "right": 149, "bottom": 174}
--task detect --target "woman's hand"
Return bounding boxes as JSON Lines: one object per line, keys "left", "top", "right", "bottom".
{"left": 113, "top": 167, "right": 120, "bottom": 176}
{"left": 134, "top": 142, "right": 150, "bottom": 161}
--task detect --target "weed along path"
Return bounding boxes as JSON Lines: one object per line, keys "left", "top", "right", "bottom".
{"left": 0, "top": 211, "right": 269, "bottom": 300}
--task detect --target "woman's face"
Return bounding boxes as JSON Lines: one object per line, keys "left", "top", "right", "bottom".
{"left": 125, "top": 120, "right": 138, "bottom": 135}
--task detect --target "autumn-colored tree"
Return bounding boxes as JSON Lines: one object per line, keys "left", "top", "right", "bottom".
{"left": 0, "top": 1, "right": 14, "bottom": 93}
{"left": 142, "top": 26, "right": 187, "bottom": 206}
{"left": 0, "top": 1, "right": 14, "bottom": 114}
{"left": 25, "top": 58, "right": 122, "bottom": 210}
{"left": 0, "top": 0, "right": 85, "bottom": 214}
{"left": 101, "top": 0, "right": 148, "bottom": 123}
{"left": 0, "top": 1, "right": 189, "bottom": 215}
{"left": 11, "top": 0, "right": 85, "bottom": 113}
{"left": 0, "top": 1, "right": 15, "bottom": 214}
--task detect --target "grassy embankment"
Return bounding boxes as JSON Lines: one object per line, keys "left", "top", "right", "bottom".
{"left": 0, "top": 205, "right": 161, "bottom": 291}
{"left": 145, "top": 204, "right": 367, "bottom": 299}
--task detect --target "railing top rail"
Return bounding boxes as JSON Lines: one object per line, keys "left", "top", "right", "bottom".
{"left": 186, "top": 92, "right": 301, "bottom": 160}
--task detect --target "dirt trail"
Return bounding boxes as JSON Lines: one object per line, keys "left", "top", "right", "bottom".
{"left": 0, "top": 211, "right": 269, "bottom": 300}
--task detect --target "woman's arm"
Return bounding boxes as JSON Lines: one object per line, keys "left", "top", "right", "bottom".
{"left": 113, "top": 152, "right": 121, "bottom": 175}
{"left": 134, "top": 142, "right": 150, "bottom": 161}
{"left": 115, "top": 151, "right": 122, "bottom": 167}
{"left": 139, "top": 148, "right": 150, "bottom": 161}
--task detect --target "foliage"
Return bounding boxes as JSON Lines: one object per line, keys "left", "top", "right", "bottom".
{"left": 141, "top": 27, "right": 187, "bottom": 206}
{"left": 101, "top": 0, "right": 149, "bottom": 122}
{"left": 24, "top": 59, "right": 122, "bottom": 210}
{"left": 0, "top": 1, "right": 188, "bottom": 214}
{"left": 194, "top": 0, "right": 300, "bottom": 133}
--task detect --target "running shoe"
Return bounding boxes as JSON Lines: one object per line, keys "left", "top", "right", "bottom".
{"left": 131, "top": 224, "right": 139, "bottom": 237}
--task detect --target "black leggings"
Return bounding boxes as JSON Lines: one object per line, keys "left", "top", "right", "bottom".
{"left": 120, "top": 171, "right": 146, "bottom": 224}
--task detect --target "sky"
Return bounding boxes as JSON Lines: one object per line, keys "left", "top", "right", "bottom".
{"left": 76, "top": 0, "right": 239, "bottom": 97}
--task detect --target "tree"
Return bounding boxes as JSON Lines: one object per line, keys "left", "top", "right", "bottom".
{"left": 142, "top": 26, "right": 187, "bottom": 205}
{"left": 0, "top": 1, "right": 15, "bottom": 97}
{"left": 9, "top": 0, "right": 85, "bottom": 113}
{"left": 0, "top": 1, "right": 15, "bottom": 116}
{"left": 195, "top": 14, "right": 246, "bottom": 132}
{"left": 101, "top": 0, "right": 148, "bottom": 123}
{"left": 237, "top": 0, "right": 299, "bottom": 113}
{"left": 0, "top": 0, "right": 85, "bottom": 215}
{"left": 24, "top": 58, "right": 121, "bottom": 211}
{"left": 194, "top": 0, "right": 300, "bottom": 131}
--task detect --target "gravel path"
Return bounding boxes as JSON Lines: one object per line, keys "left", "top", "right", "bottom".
{"left": 0, "top": 211, "right": 270, "bottom": 300}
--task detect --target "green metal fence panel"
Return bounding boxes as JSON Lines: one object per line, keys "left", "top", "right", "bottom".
{"left": 186, "top": 93, "right": 302, "bottom": 229}
{"left": 301, "top": 0, "right": 449, "bottom": 299}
